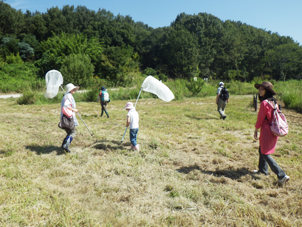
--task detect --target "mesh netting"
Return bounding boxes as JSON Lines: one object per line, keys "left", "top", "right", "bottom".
{"left": 44, "top": 70, "right": 63, "bottom": 98}
{"left": 141, "top": 76, "right": 174, "bottom": 102}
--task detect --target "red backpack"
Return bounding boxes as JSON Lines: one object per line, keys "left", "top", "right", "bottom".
{"left": 266, "top": 100, "right": 288, "bottom": 137}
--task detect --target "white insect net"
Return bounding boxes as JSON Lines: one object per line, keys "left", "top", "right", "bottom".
{"left": 44, "top": 70, "right": 63, "bottom": 98}
{"left": 141, "top": 76, "right": 174, "bottom": 102}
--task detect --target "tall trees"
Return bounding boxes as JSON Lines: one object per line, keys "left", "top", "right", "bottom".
{"left": 36, "top": 32, "right": 103, "bottom": 75}
{"left": 1, "top": 1, "right": 302, "bottom": 82}
{"left": 60, "top": 54, "right": 94, "bottom": 87}
{"left": 99, "top": 45, "right": 140, "bottom": 86}
{"left": 0, "top": 1, "right": 24, "bottom": 37}
{"left": 265, "top": 43, "right": 302, "bottom": 81}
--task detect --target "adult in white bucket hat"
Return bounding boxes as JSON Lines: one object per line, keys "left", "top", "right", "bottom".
{"left": 59, "top": 83, "right": 80, "bottom": 153}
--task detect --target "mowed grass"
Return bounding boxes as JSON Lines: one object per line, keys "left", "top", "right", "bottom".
{"left": 0, "top": 95, "right": 301, "bottom": 226}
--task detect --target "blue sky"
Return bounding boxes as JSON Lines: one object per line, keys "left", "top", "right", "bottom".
{"left": 5, "top": 0, "right": 302, "bottom": 45}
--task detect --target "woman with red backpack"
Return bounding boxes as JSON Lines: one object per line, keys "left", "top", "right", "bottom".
{"left": 253, "top": 81, "right": 289, "bottom": 185}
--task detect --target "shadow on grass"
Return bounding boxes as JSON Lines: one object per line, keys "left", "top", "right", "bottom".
{"left": 92, "top": 140, "right": 131, "bottom": 151}
{"left": 185, "top": 114, "right": 218, "bottom": 120}
{"left": 25, "top": 145, "right": 65, "bottom": 155}
{"left": 176, "top": 164, "right": 261, "bottom": 180}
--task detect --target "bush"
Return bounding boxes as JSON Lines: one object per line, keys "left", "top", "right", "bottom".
{"left": 277, "top": 80, "right": 302, "bottom": 113}
{"left": 83, "top": 88, "right": 99, "bottom": 102}
{"left": 227, "top": 81, "right": 255, "bottom": 95}
{"left": 16, "top": 89, "right": 37, "bottom": 105}
{"left": 167, "top": 79, "right": 187, "bottom": 100}
{"left": 186, "top": 77, "right": 205, "bottom": 96}
{"left": 0, "top": 63, "right": 41, "bottom": 93}
{"left": 6, "top": 53, "right": 23, "bottom": 64}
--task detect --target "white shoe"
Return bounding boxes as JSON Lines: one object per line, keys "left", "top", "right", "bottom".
{"left": 278, "top": 175, "right": 290, "bottom": 185}
{"left": 133, "top": 144, "right": 140, "bottom": 152}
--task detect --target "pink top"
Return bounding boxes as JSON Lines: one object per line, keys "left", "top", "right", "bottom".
{"left": 255, "top": 100, "right": 279, "bottom": 155}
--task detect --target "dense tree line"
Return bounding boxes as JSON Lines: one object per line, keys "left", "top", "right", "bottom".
{"left": 0, "top": 1, "right": 301, "bottom": 87}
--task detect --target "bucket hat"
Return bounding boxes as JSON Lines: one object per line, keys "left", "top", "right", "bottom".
{"left": 66, "top": 83, "right": 80, "bottom": 93}
{"left": 254, "top": 81, "right": 276, "bottom": 95}
{"left": 124, "top": 102, "right": 134, "bottom": 110}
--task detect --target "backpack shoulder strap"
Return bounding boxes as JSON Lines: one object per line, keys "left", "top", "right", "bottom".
{"left": 265, "top": 100, "right": 277, "bottom": 110}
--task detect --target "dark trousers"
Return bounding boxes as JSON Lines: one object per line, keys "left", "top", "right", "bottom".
{"left": 258, "top": 147, "right": 286, "bottom": 179}
{"left": 101, "top": 101, "right": 109, "bottom": 117}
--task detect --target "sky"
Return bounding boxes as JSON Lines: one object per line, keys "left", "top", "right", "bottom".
{"left": 5, "top": 0, "right": 302, "bottom": 45}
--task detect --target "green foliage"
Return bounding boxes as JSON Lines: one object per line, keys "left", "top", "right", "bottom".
{"left": 16, "top": 89, "right": 37, "bottom": 105}
{"left": 35, "top": 49, "right": 64, "bottom": 75}
{"left": 0, "top": 55, "right": 6, "bottom": 66}
{"left": 276, "top": 80, "right": 302, "bottom": 113}
{"left": 99, "top": 45, "right": 139, "bottom": 87}
{"left": 186, "top": 77, "right": 205, "bottom": 96}
{"left": 36, "top": 32, "right": 103, "bottom": 75}
{"left": 0, "top": 63, "right": 42, "bottom": 93}
{"left": 5, "top": 53, "right": 23, "bottom": 64}
{"left": 227, "top": 81, "right": 255, "bottom": 95}
{"left": 60, "top": 53, "right": 94, "bottom": 87}
{"left": 18, "top": 41, "right": 34, "bottom": 60}
{"left": 0, "top": 37, "right": 19, "bottom": 57}
{"left": 83, "top": 87, "right": 100, "bottom": 102}
{"left": 158, "top": 73, "right": 168, "bottom": 82}
{"left": 166, "top": 79, "right": 187, "bottom": 100}
{"left": 1, "top": 2, "right": 302, "bottom": 85}
{"left": 144, "top": 67, "right": 157, "bottom": 76}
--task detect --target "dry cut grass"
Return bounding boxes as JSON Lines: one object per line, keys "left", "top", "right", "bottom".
{"left": 0, "top": 95, "right": 301, "bottom": 226}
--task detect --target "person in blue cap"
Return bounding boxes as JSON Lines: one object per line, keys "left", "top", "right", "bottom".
{"left": 99, "top": 86, "right": 110, "bottom": 118}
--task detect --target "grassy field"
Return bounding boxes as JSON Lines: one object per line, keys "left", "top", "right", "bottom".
{"left": 0, "top": 95, "right": 301, "bottom": 226}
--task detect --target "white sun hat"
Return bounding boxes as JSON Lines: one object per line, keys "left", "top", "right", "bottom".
{"left": 66, "top": 83, "right": 80, "bottom": 93}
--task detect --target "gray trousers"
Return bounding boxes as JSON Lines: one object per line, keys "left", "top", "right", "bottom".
{"left": 217, "top": 98, "right": 227, "bottom": 118}
{"left": 258, "top": 147, "right": 286, "bottom": 179}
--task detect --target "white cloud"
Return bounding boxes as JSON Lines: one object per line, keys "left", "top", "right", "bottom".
{"left": 8, "top": 0, "right": 29, "bottom": 11}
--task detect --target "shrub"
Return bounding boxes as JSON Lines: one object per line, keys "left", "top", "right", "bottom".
{"left": 186, "top": 77, "right": 205, "bottom": 96}
{"left": 16, "top": 89, "right": 37, "bottom": 105}
{"left": 169, "top": 79, "right": 186, "bottom": 100}
{"left": 143, "top": 67, "right": 157, "bottom": 76}
{"left": 6, "top": 53, "right": 23, "bottom": 64}
{"left": 83, "top": 88, "right": 100, "bottom": 102}
{"left": 0, "top": 63, "right": 40, "bottom": 93}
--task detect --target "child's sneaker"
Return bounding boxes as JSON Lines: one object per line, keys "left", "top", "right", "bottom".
{"left": 133, "top": 144, "right": 140, "bottom": 152}
{"left": 278, "top": 175, "right": 290, "bottom": 185}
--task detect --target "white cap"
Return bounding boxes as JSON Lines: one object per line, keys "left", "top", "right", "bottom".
{"left": 219, "top": 82, "right": 224, "bottom": 86}
{"left": 66, "top": 83, "right": 79, "bottom": 93}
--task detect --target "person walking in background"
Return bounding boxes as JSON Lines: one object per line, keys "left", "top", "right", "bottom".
{"left": 99, "top": 86, "right": 110, "bottom": 118}
{"left": 253, "top": 81, "right": 290, "bottom": 185}
{"left": 216, "top": 82, "right": 229, "bottom": 120}
{"left": 60, "top": 83, "right": 79, "bottom": 153}
{"left": 124, "top": 102, "right": 139, "bottom": 151}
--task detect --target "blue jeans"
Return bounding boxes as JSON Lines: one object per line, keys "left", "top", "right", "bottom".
{"left": 130, "top": 128, "right": 139, "bottom": 146}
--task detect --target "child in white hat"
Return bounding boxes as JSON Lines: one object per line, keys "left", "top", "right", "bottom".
{"left": 124, "top": 102, "right": 139, "bottom": 151}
